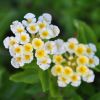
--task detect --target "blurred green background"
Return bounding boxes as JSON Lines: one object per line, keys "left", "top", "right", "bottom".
{"left": 0, "top": 0, "right": 100, "bottom": 100}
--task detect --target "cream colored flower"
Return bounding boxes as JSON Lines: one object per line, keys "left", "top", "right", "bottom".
{"left": 88, "top": 56, "right": 99, "bottom": 68}
{"left": 37, "top": 21, "right": 47, "bottom": 30}
{"left": 71, "top": 73, "right": 81, "bottom": 87}
{"left": 10, "top": 21, "right": 25, "bottom": 35}
{"left": 11, "top": 55, "right": 24, "bottom": 68}
{"left": 65, "top": 38, "right": 78, "bottom": 54}
{"left": 53, "top": 55, "right": 64, "bottom": 64}
{"left": 44, "top": 41, "right": 57, "bottom": 54}
{"left": 85, "top": 43, "right": 97, "bottom": 57}
{"left": 76, "top": 65, "right": 89, "bottom": 76}
{"left": 51, "top": 64, "right": 63, "bottom": 76}
{"left": 3, "top": 36, "right": 18, "bottom": 49}
{"left": 27, "top": 23, "right": 39, "bottom": 34}
{"left": 38, "top": 13, "right": 52, "bottom": 24}
{"left": 54, "top": 39, "right": 66, "bottom": 54}
{"left": 82, "top": 70, "right": 95, "bottom": 83}
{"left": 50, "top": 25, "right": 60, "bottom": 38}
{"left": 23, "top": 52, "right": 33, "bottom": 63}
{"left": 17, "top": 32, "right": 30, "bottom": 44}
{"left": 75, "top": 44, "right": 86, "bottom": 56}
{"left": 32, "top": 38, "right": 44, "bottom": 49}
{"left": 57, "top": 75, "right": 70, "bottom": 87}
{"left": 63, "top": 66, "right": 73, "bottom": 77}
{"left": 37, "top": 56, "right": 51, "bottom": 70}
{"left": 77, "top": 55, "right": 89, "bottom": 65}
{"left": 23, "top": 43, "right": 33, "bottom": 53}
{"left": 39, "top": 28, "right": 53, "bottom": 39}
{"left": 11, "top": 44, "right": 23, "bottom": 56}
{"left": 35, "top": 48, "right": 47, "bottom": 59}
{"left": 22, "top": 13, "right": 36, "bottom": 26}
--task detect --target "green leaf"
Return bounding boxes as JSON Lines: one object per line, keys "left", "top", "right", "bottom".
{"left": 89, "top": 92, "right": 100, "bottom": 100}
{"left": 10, "top": 69, "right": 39, "bottom": 84}
{"left": 74, "top": 20, "right": 87, "bottom": 43}
{"left": 74, "top": 20, "right": 97, "bottom": 44}
{"left": 94, "top": 65, "right": 100, "bottom": 72}
{"left": 70, "top": 93, "right": 83, "bottom": 100}
{"left": 38, "top": 69, "right": 49, "bottom": 92}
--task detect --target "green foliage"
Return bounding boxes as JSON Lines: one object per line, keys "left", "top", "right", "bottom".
{"left": 0, "top": 0, "right": 100, "bottom": 99}
{"left": 10, "top": 69, "right": 39, "bottom": 84}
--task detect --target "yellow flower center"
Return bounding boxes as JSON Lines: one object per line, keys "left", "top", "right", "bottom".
{"left": 16, "top": 57, "right": 21, "bottom": 62}
{"left": 71, "top": 75, "right": 78, "bottom": 82}
{"left": 36, "top": 49, "right": 46, "bottom": 58}
{"left": 30, "top": 25, "right": 36, "bottom": 31}
{"left": 64, "top": 67, "right": 73, "bottom": 76}
{"left": 39, "top": 23, "right": 46, "bottom": 29}
{"left": 87, "top": 48, "right": 92, "bottom": 54}
{"left": 77, "top": 65, "right": 88, "bottom": 75}
{"left": 41, "top": 31, "right": 49, "bottom": 37}
{"left": 54, "top": 55, "right": 64, "bottom": 64}
{"left": 10, "top": 40, "right": 16, "bottom": 46}
{"left": 15, "top": 47, "right": 21, "bottom": 53}
{"left": 24, "top": 43, "right": 33, "bottom": 52}
{"left": 24, "top": 55, "right": 30, "bottom": 60}
{"left": 61, "top": 77, "right": 67, "bottom": 82}
{"left": 89, "top": 58, "right": 94, "bottom": 64}
{"left": 77, "top": 56, "right": 88, "bottom": 65}
{"left": 69, "top": 42, "right": 75, "bottom": 49}
{"left": 32, "top": 39, "right": 43, "bottom": 48}
{"left": 27, "top": 18, "right": 32, "bottom": 23}
{"left": 21, "top": 35, "right": 27, "bottom": 41}
{"left": 17, "top": 28, "right": 24, "bottom": 33}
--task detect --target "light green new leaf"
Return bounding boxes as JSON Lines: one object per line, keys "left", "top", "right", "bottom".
{"left": 10, "top": 69, "right": 39, "bottom": 84}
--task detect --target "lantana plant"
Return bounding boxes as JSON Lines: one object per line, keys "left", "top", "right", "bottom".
{"left": 3, "top": 13, "right": 99, "bottom": 92}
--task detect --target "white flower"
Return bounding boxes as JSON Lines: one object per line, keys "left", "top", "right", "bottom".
{"left": 54, "top": 39, "right": 66, "bottom": 54}
{"left": 75, "top": 44, "right": 86, "bottom": 56}
{"left": 38, "top": 13, "right": 52, "bottom": 24}
{"left": 27, "top": 23, "right": 39, "bottom": 34}
{"left": 57, "top": 75, "right": 70, "bottom": 87}
{"left": 71, "top": 73, "right": 81, "bottom": 87}
{"left": 22, "top": 13, "right": 36, "bottom": 26}
{"left": 35, "top": 48, "right": 47, "bottom": 59}
{"left": 10, "top": 21, "right": 25, "bottom": 35}
{"left": 37, "top": 21, "right": 47, "bottom": 30}
{"left": 77, "top": 55, "right": 89, "bottom": 65}
{"left": 23, "top": 52, "right": 33, "bottom": 63}
{"left": 23, "top": 43, "right": 33, "bottom": 53}
{"left": 3, "top": 37, "right": 10, "bottom": 49}
{"left": 11, "top": 55, "right": 24, "bottom": 68}
{"left": 50, "top": 25, "right": 60, "bottom": 38}
{"left": 3, "top": 36, "right": 19, "bottom": 49}
{"left": 82, "top": 70, "right": 95, "bottom": 83}
{"left": 44, "top": 41, "right": 57, "bottom": 54}
{"left": 85, "top": 43, "right": 97, "bottom": 57}
{"left": 51, "top": 64, "right": 63, "bottom": 76}
{"left": 37, "top": 56, "right": 51, "bottom": 70}
{"left": 32, "top": 38, "right": 44, "bottom": 49}
{"left": 88, "top": 56, "right": 99, "bottom": 68}
{"left": 16, "top": 32, "right": 30, "bottom": 44}
{"left": 10, "top": 44, "right": 23, "bottom": 56}
{"left": 65, "top": 38, "right": 78, "bottom": 54}
{"left": 39, "top": 28, "right": 53, "bottom": 39}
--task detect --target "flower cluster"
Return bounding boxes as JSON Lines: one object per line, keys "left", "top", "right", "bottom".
{"left": 3, "top": 13, "right": 60, "bottom": 69}
{"left": 51, "top": 38, "right": 99, "bottom": 87}
{"left": 3, "top": 13, "right": 99, "bottom": 87}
